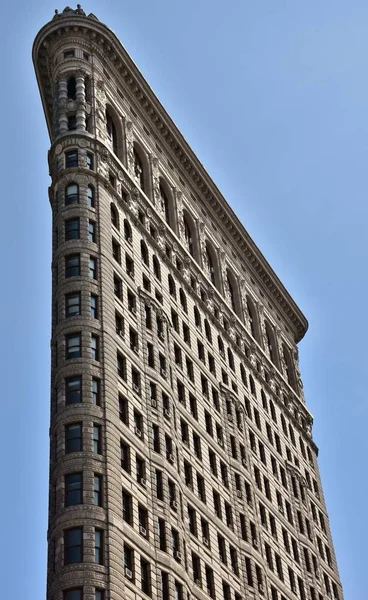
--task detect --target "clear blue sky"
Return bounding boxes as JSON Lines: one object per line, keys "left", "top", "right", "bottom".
{"left": 0, "top": 1, "right": 366, "bottom": 598}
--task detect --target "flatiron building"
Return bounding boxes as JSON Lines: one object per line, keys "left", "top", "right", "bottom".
{"left": 33, "top": 6, "right": 344, "bottom": 600}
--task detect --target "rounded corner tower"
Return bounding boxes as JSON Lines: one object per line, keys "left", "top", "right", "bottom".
{"left": 33, "top": 7, "right": 343, "bottom": 600}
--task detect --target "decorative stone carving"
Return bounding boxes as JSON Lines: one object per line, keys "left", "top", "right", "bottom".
{"left": 293, "top": 347, "right": 305, "bottom": 401}
{"left": 268, "top": 367, "right": 277, "bottom": 393}
{"left": 95, "top": 80, "right": 107, "bottom": 140}
{"left": 129, "top": 189, "right": 140, "bottom": 219}
{"left": 175, "top": 190, "right": 186, "bottom": 241}
{"left": 125, "top": 120, "right": 135, "bottom": 175}
{"left": 150, "top": 155, "right": 163, "bottom": 214}
{"left": 182, "top": 257, "right": 191, "bottom": 284}
{"left": 219, "top": 251, "right": 231, "bottom": 305}
{"left": 249, "top": 342, "right": 258, "bottom": 369}
{"left": 157, "top": 223, "right": 167, "bottom": 250}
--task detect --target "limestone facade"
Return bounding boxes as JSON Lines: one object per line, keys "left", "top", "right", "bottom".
{"left": 33, "top": 6, "right": 343, "bottom": 600}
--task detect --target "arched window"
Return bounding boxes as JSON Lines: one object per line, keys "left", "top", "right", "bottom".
{"left": 179, "top": 288, "right": 187, "bottom": 313}
{"left": 111, "top": 204, "right": 119, "bottom": 229}
{"left": 106, "top": 110, "right": 118, "bottom": 156}
{"left": 160, "top": 179, "right": 175, "bottom": 230}
{"left": 183, "top": 215, "right": 194, "bottom": 256}
{"left": 204, "top": 319, "right": 212, "bottom": 343}
{"left": 133, "top": 147, "right": 145, "bottom": 191}
{"left": 283, "top": 344, "right": 296, "bottom": 391}
{"left": 67, "top": 76, "right": 76, "bottom": 100}
{"left": 265, "top": 321, "right": 279, "bottom": 367}
{"left": 226, "top": 269, "right": 241, "bottom": 317}
{"left": 124, "top": 219, "right": 132, "bottom": 243}
{"left": 261, "top": 390, "right": 268, "bottom": 411}
{"left": 194, "top": 306, "right": 201, "bottom": 329}
{"left": 87, "top": 185, "right": 94, "bottom": 208}
{"left": 206, "top": 245, "right": 215, "bottom": 285}
{"left": 168, "top": 275, "right": 176, "bottom": 298}
{"left": 246, "top": 295, "right": 261, "bottom": 343}
{"left": 65, "top": 183, "right": 79, "bottom": 205}
{"left": 205, "top": 240, "right": 220, "bottom": 289}
{"left": 227, "top": 348, "right": 235, "bottom": 371}
{"left": 153, "top": 256, "right": 161, "bottom": 280}
{"left": 240, "top": 364, "right": 247, "bottom": 387}
{"left": 218, "top": 335, "right": 224, "bottom": 357}
{"left": 141, "top": 240, "right": 149, "bottom": 266}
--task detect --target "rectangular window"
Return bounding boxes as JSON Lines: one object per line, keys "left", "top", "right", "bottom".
{"left": 114, "top": 275, "right": 122, "bottom": 299}
{"left": 95, "top": 529, "right": 103, "bottom": 564}
{"left": 65, "top": 423, "right": 82, "bottom": 453}
{"left": 132, "top": 368, "right": 141, "bottom": 393}
{"left": 134, "top": 410, "right": 143, "bottom": 437}
{"left": 136, "top": 455, "right": 146, "bottom": 484}
{"left": 223, "top": 582, "right": 231, "bottom": 600}
{"left": 65, "top": 472, "right": 83, "bottom": 506}
{"left": 90, "top": 294, "right": 98, "bottom": 319}
{"left": 92, "top": 378, "right": 100, "bottom": 405}
{"left": 193, "top": 433, "right": 201, "bottom": 459}
{"left": 205, "top": 566, "right": 215, "bottom": 598}
{"left": 112, "top": 239, "right": 121, "bottom": 264}
{"left": 122, "top": 490, "right": 133, "bottom": 524}
{"left": 230, "top": 545, "right": 239, "bottom": 575}
{"left": 91, "top": 335, "right": 99, "bottom": 361}
{"left": 89, "top": 257, "right": 97, "bottom": 279}
{"left": 94, "top": 474, "right": 102, "bottom": 506}
{"left": 65, "top": 150, "right": 78, "bottom": 168}
{"left": 65, "top": 254, "right": 81, "bottom": 278}
{"left": 141, "top": 557, "right": 151, "bottom": 596}
{"left": 158, "top": 518, "right": 166, "bottom": 550}
{"left": 64, "top": 527, "right": 83, "bottom": 564}
{"left": 66, "top": 333, "right": 81, "bottom": 359}
{"left": 65, "top": 376, "right": 82, "bottom": 404}
{"left": 87, "top": 153, "right": 94, "bottom": 170}
{"left": 156, "top": 469, "right": 164, "bottom": 500}
{"left": 93, "top": 425, "right": 102, "bottom": 454}
{"left": 119, "top": 395, "right": 129, "bottom": 424}
{"left": 189, "top": 394, "right": 198, "bottom": 419}
{"left": 192, "top": 552, "right": 201, "bottom": 585}
{"left": 126, "top": 254, "right": 134, "bottom": 278}
{"left": 117, "top": 352, "right": 126, "bottom": 380}
{"left": 64, "top": 590, "right": 82, "bottom": 600}
{"left": 124, "top": 544, "right": 134, "bottom": 580}
{"left": 152, "top": 424, "right": 160, "bottom": 453}
{"left": 161, "top": 572, "right": 169, "bottom": 600}
{"left": 120, "top": 443, "right": 130, "bottom": 472}
{"left": 197, "top": 473, "right": 206, "bottom": 503}
{"left": 65, "top": 183, "right": 79, "bottom": 205}
{"left": 213, "top": 490, "right": 221, "bottom": 519}
{"left": 65, "top": 292, "right": 81, "bottom": 318}
{"left": 218, "top": 533, "right": 226, "bottom": 563}
{"left": 65, "top": 217, "right": 80, "bottom": 241}
{"left": 116, "top": 311, "right": 124, "bottom": 336}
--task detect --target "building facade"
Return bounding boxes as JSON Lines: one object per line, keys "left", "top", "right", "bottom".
{"left": 33, "top": 7, "right": 343, "bottom": 600}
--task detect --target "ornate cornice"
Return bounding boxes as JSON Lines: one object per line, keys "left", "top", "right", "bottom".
{"left": 33, "top": 12, "right": 308, "bottom": 342}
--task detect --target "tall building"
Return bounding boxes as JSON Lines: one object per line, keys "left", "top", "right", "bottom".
{"left": 33, "top": 7, "right": 343, "bottom": 600}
